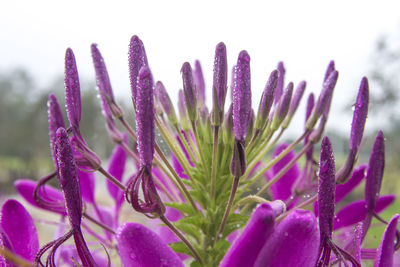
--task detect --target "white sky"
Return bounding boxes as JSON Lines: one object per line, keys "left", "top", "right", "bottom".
{"left": 1, "top": 0, "right": 400, "bottom": 136}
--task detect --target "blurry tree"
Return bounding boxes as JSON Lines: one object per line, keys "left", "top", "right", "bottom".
{"left": 0, "top": 69, "right": 126, "bottom": 193}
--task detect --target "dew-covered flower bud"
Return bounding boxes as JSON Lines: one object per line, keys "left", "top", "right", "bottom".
{"left": 255, "top": 69, "right": 278, "bottom": 131}
{"left": 178, "top": 89, "right": 190, "bottom": 131}
{"left": 337, "top": 77, "right": 369, "bottom": 183}
{"left": 181, "top": 62, "right": 197, "bottom": 123}
{"left": 223, "top": 104, "right": 234, "bottom": 145}
{"left": 231, "top": 50, "right": 251, "bottom": 177}
{"left": 155, "top": 81, "right": 178, "bottom": 126}
{"left": 306, "top": 69, "right": 338, "bottom": 130}
{"left": 274, "top": 61, "right": 285, "bottom": 105}
{"left": 212, "top": 42, "right": 228, "bottom": 126}
{"left": 47, "top": 94, "right": 65, "bottom": 167}
{"left": 129, "top": 35, "right": 148, "bottom": 106}
{"left": 281, "top": 80, "right": 306, "bottom": 129}
{"left": 232, "top": 50, "right": 252, "bottom": 143}
{"left": 91, "top": 43, "right": 123, "bottom": 118}
{"left": 194, "top": 60, "right": 206, "bottom": 106}
{"left": 65, "top": 48, "right": 82, "bottom": 130}
{"left": 362, "top": 131, "right": 385, "bottom": 238}
{"left": 56, "top": 128, "right": 83, "bottom": 228}
{"left": 271, "top": 82, "right": 293, "bottom": 131}
{"left": 136, "top": 66, "right": 155, "bottom": 168}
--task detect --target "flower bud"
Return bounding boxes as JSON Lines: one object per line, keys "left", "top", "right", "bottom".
{"left": 194, "top": 60, "right": 206, "bottom": 106}
{"left": 375, "top": 214, "right": 399, "bottom": 267}
{"left": 47, "top": 94, "right": 65, "bottom": 167}
{"left": 136, "top": 66, "right": 155, "bottom": 167}
{"left": 306, "top": 70, "right": 338, "bottom": 130}
{"left": 64, "top": 48, "right": 82, "bottom": 129}
{"left": 181, "top": 62, "right": 197, "bottom": 123}
{"left": 274, "top": 61, "right": 285, "bottom": 105}
{"left": 212, "top": 42, "right": 228, "bottom": 126}
{"left": 232, "top": 50, "right": 252, "bottom": 143}
{"left": 91, "top": 43, "right": 123, "bottom": 118}
{"left": 282, "top": 81, "right": 306, "bottom": 129}
{"left": 155, "top": 81, "right": 178, "bottom": 126}
{"left": 255, "top": 69, "right": 278, "bottom": 131}
{"left": 271, "top": 82, "right": 293, "bottom": 131}
{"left": 129, "top": 35, "right": 148, "bottom": 106}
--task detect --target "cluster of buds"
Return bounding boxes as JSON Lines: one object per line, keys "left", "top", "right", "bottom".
{"left": 0, "top": 35, "right": 399, "bottom": 267}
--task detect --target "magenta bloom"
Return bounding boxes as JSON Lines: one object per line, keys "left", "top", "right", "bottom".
{"left": 117, "top": 223, "right": 184, "bottom": 267}
{"left": 254, "top": 209, "right": 320, "bottom": 267}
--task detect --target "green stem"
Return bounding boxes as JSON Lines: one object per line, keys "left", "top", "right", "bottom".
{"left": 192, "top": 121, "right": 210, "bottom": 180}
{"left": 175, "top": 125, "right": 198, "bottom": 164}
{"left": 217, "top": 176, "right": 240, "bottom": 239}
{"left": 210, "top": 126, "right": 220, "bottom": 201}
{"left": 160, "top": 215, "right": 203, "bottom": 264}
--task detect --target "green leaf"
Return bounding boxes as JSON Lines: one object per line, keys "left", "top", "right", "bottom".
{"left": 174, "top": 221, "right": 202, "bottom": 242}
{"left": 164, "top": 202, "right": 196, "bottom": 216}
{"left": 169, "top": 242, "right": 192, "bottom": 256}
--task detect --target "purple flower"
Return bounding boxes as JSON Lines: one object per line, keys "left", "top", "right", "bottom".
{"left": 0, "top": 199, "right": 39, "bottom": 262}
{"left": 375, "top": 214, "right": 400, "bottom": 267}
{"left": 116, "top": 223, "right": 184, "bottom": 267}
{"left": 254, "top": 209, "right": 320, "bottom": 267}
{"left": 220, "top": 201, "right": 284, "bottom": 267}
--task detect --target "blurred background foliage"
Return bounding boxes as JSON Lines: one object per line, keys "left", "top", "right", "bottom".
{"left": 0, "top": 34, "right": 399, "bottom": 200}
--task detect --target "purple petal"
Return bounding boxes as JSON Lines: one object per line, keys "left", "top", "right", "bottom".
{"left": 0, "top": 199, "right": 39, "bottom": 261}
{"left": 333, "top": 195, "right": 395, "bottom": 231}
{"left": 14, "top": 179, "right": 66, "bottom": 215}
{"left": 0, "top": 226, "right": 15, "bottom": 267}
{"left": 318, "top": 136, "right": 336, "bottom": 239}
{"left": 107, "top": 140, "right": 127, "bottom": 203}
{"left": 233, "top": 50, "right": 252, "bottom": 143}
{"left": 282, "top": 81, "right": 306, "bottom": 129}
{"left": 335, "top": 164, "right": 367, "bottom": 203}
{"left": 374, "top": 214, "right": 399, "bottom": 267}
{"left": 254, "top": 209, "right": 320, "bottom": 267}
{"left": 64, "top": 48, "right": 82, "bottom": 129}
{"left": 220, "top": 202, "right": 283, "bottom": 267}
{"left": 323, "top": 60, "right": 335, "bottom": 82}
{"left": 129, "top": 35, "right": 148, "bottom": 105}
{"left": 77, "top": 169, "right": 96, "bottom": 204}
{"left": 136, "top": 66, "right": 155, "bottom": 167}
{"left": 116, "top": 222, "right": 184, "bottom": 267}
{"left": 267, "top": 143, "right": 300, "bottom": 201}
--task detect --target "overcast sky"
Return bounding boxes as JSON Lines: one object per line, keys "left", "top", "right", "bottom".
{"left": 1, "top": 0, "right": 400, "bottom": 135}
